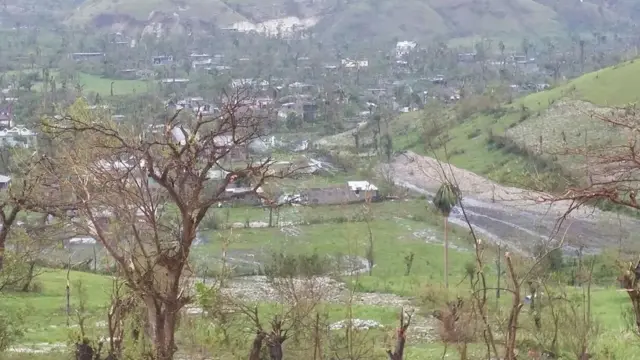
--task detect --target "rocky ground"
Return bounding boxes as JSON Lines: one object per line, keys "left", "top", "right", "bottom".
{"left": 197, "top": 275, "right": 440, "bottom": 343}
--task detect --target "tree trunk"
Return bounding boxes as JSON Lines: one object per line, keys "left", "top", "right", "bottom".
{"left": 0, "top": 244, "right": 4, "bottom": 271}
{"left": 0, "top": 229, "right": 10, "bottom": 271}
{"left": 249, "top": 332, "right": 265, "bottom": 360}
{"left": 504, "top": 256, "right": 523, "bottom": 360}
{"left": 444, "top": 217, "right": 449, "bottom": 289}
{"left": 0, "top": 207, "right": 20, "bottom": 271}
{"left": 267, "top": 337, "right": 284, "bottom": 360}
{"left": 147, "top": 305, "right": 179, "bottom": 360}
{"left": 387, "top": 309, "right": 412, "bottom": 360}
{"left": 21, "top": 261, "right": 36, "bottom": 292}
{"left": 145, "top": 295, "right": 180, "bottom": 360}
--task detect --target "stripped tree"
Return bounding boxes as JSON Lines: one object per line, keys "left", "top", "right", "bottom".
{"left": 41, "top": 92, "right": 296, "bottom": 360}
{"left": 537, "top": 107, "right": 640, "bottom": 345}
{"left": 0, "top": 149, "right": 66, "bottom": 273}
{"left": 387, "top": 309, "right": 413, "bottom": 360}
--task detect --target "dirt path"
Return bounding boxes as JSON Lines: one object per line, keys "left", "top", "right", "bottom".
{"left": 383, "top": 151, "right": 639, "bottom": 252}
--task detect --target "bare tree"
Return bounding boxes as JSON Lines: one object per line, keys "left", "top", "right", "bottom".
{"left": 41, "top": 93, "right": 296, "bottom": 360}
{"left": 411, "top": 120, "right": 583, "bottom": 359}
{"left": 0, "top": 152, "right": 52, "bottom": 271}
{"left": 244, "top": 307, "right": 289, "bottom": 360}
{"left": 387, "top": 309, "right": 413, "bottom": 360}
{"left": 535, "top": 108, "right": 640, "bottom": 338}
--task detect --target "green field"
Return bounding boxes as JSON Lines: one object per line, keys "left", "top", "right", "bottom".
{"left": 41, "top": 72, "right": 151, "bottom": 95}
{"left": 194, "top": 199, "right": 479, "bottom": 294}
{"left": 3, "top": 69, "right": 150, "bottom": 96}
{"left": 1, "top": 270, "right": 112, "bottom": 344}
{"left": 74, "top": 72, "right": 150, "bottom": 95}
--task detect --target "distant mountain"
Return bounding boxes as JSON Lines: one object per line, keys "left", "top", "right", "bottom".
{"left": 64, "top": 0, "right": 639, "bottom": 44}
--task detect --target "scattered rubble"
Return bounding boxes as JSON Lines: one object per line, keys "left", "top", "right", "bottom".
{"left": 329, "top": 319, "right": 383, "bottom": 330}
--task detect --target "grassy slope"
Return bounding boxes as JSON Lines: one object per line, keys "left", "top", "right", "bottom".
{"left": 67, "top": 0, "right": 246, "bottom": 26}
{"left": 406, "top": 59, "right": 640, "bottom": 186}
{"left": 0, "top": 270, "right": 112, "bottom": 343}
{"left": 67, "top": 0, "right": 576, "bottom": 45}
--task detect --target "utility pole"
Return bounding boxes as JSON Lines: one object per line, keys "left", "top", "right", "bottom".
{"left": 496, "top": 243, "right": 502, "bottom": 308}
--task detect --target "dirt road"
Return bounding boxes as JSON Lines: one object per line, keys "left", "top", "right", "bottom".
{"left": 383, "top": 151, "right": 637, "bottom": 254}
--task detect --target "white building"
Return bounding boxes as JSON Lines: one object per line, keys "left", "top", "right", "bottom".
{"left": 396, "top": 41, "right": 417, "bottom": 59}
{"left": 347, "top": 181, "right": 378, "bottom": 192}
{"left": 341, "top": 59, "right": 369, "bottom": 68}
{"left": 0, "top": 126, "right": 37, "bottom": 148}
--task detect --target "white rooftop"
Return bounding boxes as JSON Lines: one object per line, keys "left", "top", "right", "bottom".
{"left": 347, "top": 181, "right": 378, "bottom": 191}
{"left": 396, "top": 41, "right": 417, "bottom": 48}
{"left": 0, "top": 126, "right": 36, "bottom": 136}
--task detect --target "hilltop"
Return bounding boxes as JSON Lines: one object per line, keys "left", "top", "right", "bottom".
{"left": 64, "top": 0, "right": 638, "bottom": 45}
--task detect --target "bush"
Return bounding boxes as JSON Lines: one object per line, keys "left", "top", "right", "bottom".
{"left": 263, "top": 251, "right": 333, "bottom": 279}
{"left": 201, "top": 212, "right": 223, "bottom": 230}
{"left": 24, "top": 280, "right": 43, "bottom": 294}
{"left": 467, "top": 128, "right": 482, "bottom": 139}
{"left": 0, "top": 309, "right": 25, "bottom": 352}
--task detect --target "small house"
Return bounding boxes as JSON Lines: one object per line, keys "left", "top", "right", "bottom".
{"left": 300, "top": 181, "right": 379, "bottom": 206}
{"left": 341, "top": 59, "right": 369, "bottom": 69}
{"left": 302, "top": 103, "right": 318, "bottom": 122}
{"left": 457, "top": 53, "right": 477, "bottom": 63}
{"left": 213, "top": 134, "right": 247, "bottom": 161}
{"left": 396, "top": 41, "right": 417, "bottom": 59}
{"left": 190, "top": 53, "right": 212, "bottom": 61}
{"left": 0, "top": 126, "right": 37, "bottom": 148}
{"left": 70, "top": 53, "right": 105, "bottom": 62}
{"left": 347, "top": 181, "right": 379, "bottom": 199}
{"left": 223, "top": 184, "right": 264, "bottom": 206}
{"left": 152, "top": 55, "right": 174, "bottom": 66}
{"left": 192, "top": 58, "right": 214, "bottom": 70}
{"left": 0, "top": 175, "right": 10, "bottom": 189}
{"left": 160, "top": 78, "right": 189, "bottom": 89}
{"left": 118, "top": 69, "right": 139, "bottom": 79}
{"left": 0, "top": 109, "right": 13, "bottom": 129}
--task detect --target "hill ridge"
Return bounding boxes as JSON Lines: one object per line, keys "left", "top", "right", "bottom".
{"left": 66, "top": 0, "right": 639, "bottom": 45}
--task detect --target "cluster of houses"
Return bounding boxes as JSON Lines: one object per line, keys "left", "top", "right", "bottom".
{"left": 0, "top": 107, "right": 37, "bottom": 148}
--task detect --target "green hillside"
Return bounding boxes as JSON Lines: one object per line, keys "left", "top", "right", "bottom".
{"left": 413, "top": 59, "right": 640, "bottom": 189}
{"left": 67, "top": 0, "right": 247, "bottom": 27}
{"left": 65, "top": 0, "right": 638, "bottom": 45}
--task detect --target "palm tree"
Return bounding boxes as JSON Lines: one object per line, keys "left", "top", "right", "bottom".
{"left": 434, "top": 182, "right": 461, "bottom": 289}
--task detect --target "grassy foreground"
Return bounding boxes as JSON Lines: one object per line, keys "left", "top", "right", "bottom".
{"left": 1, "top": 198, "right": 639, "bottom": 358}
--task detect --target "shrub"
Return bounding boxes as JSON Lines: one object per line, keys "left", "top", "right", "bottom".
{"left": 467, "top": 128, "right": 482, "bottom": 139}
{"left": 263, "top": 251, "right": 333, "bottom": 279}
{"left": 0, "top": 309, "right": 25, "bottom": 352}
